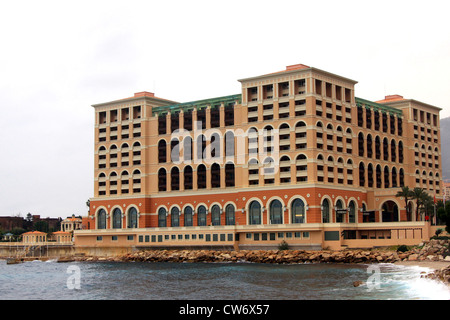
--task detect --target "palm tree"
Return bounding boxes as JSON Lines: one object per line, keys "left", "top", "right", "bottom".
{"left": 421, "top": 193, "right": 434, "bottom": 221}
{"left": 410, "top": 187, "right": 427, "bottom": 221}
{"left": 395, "top": 186, "right": 413, "bottom": 221}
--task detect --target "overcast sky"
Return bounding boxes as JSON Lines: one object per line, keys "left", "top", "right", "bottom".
{"left": 0, "top": 0, "right": 449, "bottom": 219}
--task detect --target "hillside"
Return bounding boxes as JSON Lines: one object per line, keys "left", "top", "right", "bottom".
{"left": 441, "top": 116, "right": 450, "bottom": 181}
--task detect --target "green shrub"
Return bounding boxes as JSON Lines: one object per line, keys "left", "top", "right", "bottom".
{"left": 396, "top": 245, "right": 409, "bottom": 252}
{"left": 278, "top": 240, "right": 289, "bottom": 250}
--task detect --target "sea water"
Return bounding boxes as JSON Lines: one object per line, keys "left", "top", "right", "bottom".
{"left": 0, "top": 260, "right": 448, "bottom": 300}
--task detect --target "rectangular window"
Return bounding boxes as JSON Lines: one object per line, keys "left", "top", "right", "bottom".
{"left": 112, "top": 236, "right": 118, "bottom": 241}
{"left": 254, "top": 233, "right": 260, "bottom": 241}
{"left": 97, "top": 236, "right": 103, "bottom": 241}
{"left": 138, "top": 235, "right": 143, "bottom": 243}
{"left": 127, "top": 235, "right": 134, "bottom": 241}
{"left": 151, "top": 235, "right": 156, "bottom": 242}
{"left": 145, "top": 235, "right": 149, "bottom": 242}
{"left": 206, "top": 234, "right": 211, "bottom": 242}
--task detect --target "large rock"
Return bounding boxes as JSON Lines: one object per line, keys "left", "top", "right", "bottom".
{"left": 408, "top": 254, "right": 419, "bottom": 261}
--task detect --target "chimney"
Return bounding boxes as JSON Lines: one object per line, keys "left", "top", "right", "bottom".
{"left": 134, "top": 91, "right": 155, "bottom": 98}
{"left": 286, "top": 64, "right": 310, "bottom": 71}
{"left": 384, "top": 94, "right": 403, "bottom": 101}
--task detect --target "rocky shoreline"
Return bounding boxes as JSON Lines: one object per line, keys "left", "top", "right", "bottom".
{"left": 69, "top": 239, "right": 450, "bottom": 264}
{"left": 62, "top": 239, "right": 450, "bottom": 286}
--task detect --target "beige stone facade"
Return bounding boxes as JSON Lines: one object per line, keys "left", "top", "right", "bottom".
{"left": 75, "top": 64, "right": 444, "bottom": 251}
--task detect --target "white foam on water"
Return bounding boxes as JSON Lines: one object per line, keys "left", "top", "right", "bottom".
{"left": 379, "top": 264, "right": 450, "bottom": 300}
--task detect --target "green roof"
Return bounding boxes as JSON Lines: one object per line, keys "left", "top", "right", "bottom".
{"left": 152, "top": 94, "right": 242, "bottom": 116}
{"left": 355, "top": 97, "right": 403, "bottom": 117}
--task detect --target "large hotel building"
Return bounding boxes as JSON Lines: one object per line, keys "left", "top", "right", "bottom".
{"left": 75, "top": 64, "right": 443, "bottom": 252}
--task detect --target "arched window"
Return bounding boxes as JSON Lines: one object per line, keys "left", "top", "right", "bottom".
{"left": 263, "top": 125, "right": 274, "bottom": 153}
{"left": 196, "top": 134, "right": 206, "bottom": 161}
{"left": 383, "top": 138, "right": 389, "bottom": 161}
{"left": 98, "top": 146, "right": 107, "bottom": 169}
{"left": 392, "top": 167, "right": 398, "bottom": 188}
{"left": 128, "top": 207, "right": 138, "bottom": 228}
{"left": 269, "top": 200, "right": 283, "bottom": 224}
{"left": 211, "top": 205, "right": 221, "bottom": 226}
{"left": 211, "top": 163, "right": 221, "bottom": 188}
{"left": 158, "top": 168, "right": 167, "bottom": 192}
{"left": 358, "top": 132, "right": 364, "bottom": 157}
{"left": 225, "top": 131, "right": 235, "bottom": 157}
{"left": 210, "top": 133, "right": 221, "bottom": 158}
{"left": 375, "top": 136, "right": 381, "bottom": 159}
{"left": 197, "top": 205, "right": 207, "bottom": 226}
{"left": 248, "top": 158, "right": 259, "bottom": 186}
{"left": 291, "top": 198, "right": 305, "bottom": 223}
{"left": 132, "top": 169, "right": 141, "bottom": 194}
{"left": 349, "top": 201, "right": 356, "bottom": 223}
{"left": 97, "top": 209, "right": 106, "bottom": 229}
{"left": 158, "top": 140, "right": 167, "bottom": 163}
{"left": 225, "top": 162, "right": 235, "bottom": 187}
{"left": 384, "top": 166, "right": 390, "bottom": 188}
{"left": 225, "top": 204, "right": 235, "bottom": 226}
{"left": 335, "top": 199, "right": 344, "bottom": 223}
{"left": 280, "top": 156, "right": 291, "bottom": 184}
{"left": 184, "top": 206, "right": 193, "bottom": 227}
{"left": 171, "top": 167, "right": 180, "bottom": 191}
{"left": 158, "top": 208, "right": 167, "bottom": 227}
{"left": 391, "top": 140, "right": 396, "bottom": 162}
{"left": 98, "top": 173, "right": 106, "bottom": 195}
{"left": 263, "top": 157, "right": 275, "bottom": 176}
{"left": 368, "top": 163, "right": 374, "bottom": 188}
{"left": 249, "top": 201, "right": 261, "bottom": 225}
{"left": 248, "top": 127, "right": 258, "bottom": 156}
{"left": 322, "top": 198, "right": 330, "bottom": 223}
{"left": 279, "top": 123, "right": 290, "bottom": 151}
{"left": 184, "top": 165, "right": 193, "bottom": 190}
{"left": 110, "top": 145, "right": 118, "bottom": 167}
{"left": 197, "top": 164, "right": 206, "bottom": 189}
{"left": 376, "top": 165, "right": 382, "bottom": 188}
{"left": 110, "top": 172, "right": 118, "bottom": 194}
{"left": 399, "top": 168, "right": 405, "bottom": 187}
{"left": 121, "top": 171, "right": 129, "bottom": 194}
{"left": 112, "top": 208, "right": 122, "bottom": 229}
{"left": 171, "top": 207, "right": 180, "bottom": 227}
{"left": 359, "top": 162, "right": 365, "bottom": 187}
{"left": 295, "top": 121, "right": 307, "bottom": 150}
{"left": 171, "top": 138, "right": 180, "bottom": 162}
{"left": 183, "top": 136, "right": 193, "bottom": 162}
{"left": 296, "top": 154, "right": 307, "bottom": 183}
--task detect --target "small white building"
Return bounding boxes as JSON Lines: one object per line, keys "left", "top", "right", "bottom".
{"left": 61, "top": 214, "right": 82, "bottom": 232}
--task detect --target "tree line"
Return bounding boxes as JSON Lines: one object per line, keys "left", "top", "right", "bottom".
{"left": 395, "top": 186, "right": 450, "bottom": 232}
